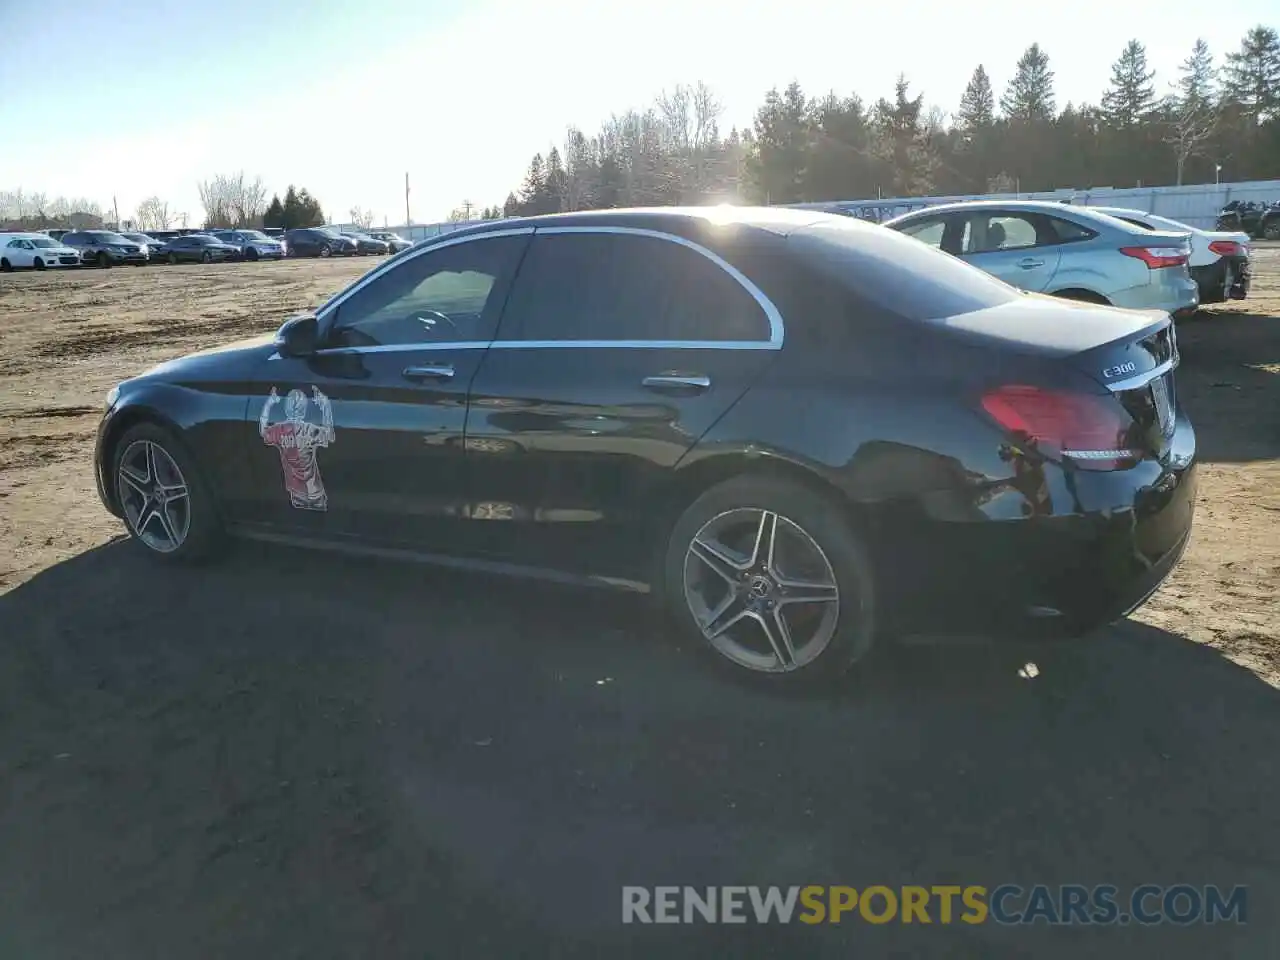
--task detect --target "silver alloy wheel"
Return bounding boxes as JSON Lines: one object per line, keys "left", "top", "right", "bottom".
{"left": 116, "top": 439, "right": 191, "bottom": 553}
{"left": 683, "top": 508, "right": 840, "bottom": 673}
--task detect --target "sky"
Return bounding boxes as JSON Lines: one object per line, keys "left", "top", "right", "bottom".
{"left": 0, "top": 0, "right": 1273, "bottom": 227}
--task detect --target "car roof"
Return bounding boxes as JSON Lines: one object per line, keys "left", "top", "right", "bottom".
{"left": 419, "top": 206, "right": 847, "bottom": 249}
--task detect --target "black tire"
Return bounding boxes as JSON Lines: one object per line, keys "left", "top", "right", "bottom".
{"left": 1264, "top": 220, "right": 1280, "bottom": 241}
{"left": 246, "top": 247, "right": 259, "bottom": 262}
{"left": 110, "top": 421, "right": 223, "bottom": 563}
{"left": 0, "top": 258, "right": 11, "bottom": 272}
{"left": 96, "top": 251, "right": 110, "bottom": 268}
{"left": 34, "top": 257, "right": 46, "bottom": 270}
{"left": 201, "top": 250, "right": 213, "bottom": 264}
{"left": 320, "top": 244, "right": 332, "bottom": 258}
{"left": 662, "top": 474, "right": 876, "bottom": 685}
{"left": 168, "top": 252, "right": 179, "bottom": 265}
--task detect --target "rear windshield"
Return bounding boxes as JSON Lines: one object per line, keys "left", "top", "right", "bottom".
{"left": 789, "top": 218, "right": 1020, "bottom": 321}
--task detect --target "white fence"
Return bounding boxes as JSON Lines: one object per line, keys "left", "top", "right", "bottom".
{"left": 788, "top": 179, "right": 1280, "bottom": 230}
{"left": 337, "top": 178, "right": 1280, "bottom": 239}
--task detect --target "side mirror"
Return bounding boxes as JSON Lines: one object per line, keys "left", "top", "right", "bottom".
{"left": 275, "top": 313, "right": 319, "bottom": 358}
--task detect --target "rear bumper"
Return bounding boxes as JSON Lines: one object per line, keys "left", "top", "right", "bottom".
{"left": 1109, "top": 274, "right": 1199, "bottom": 316}
{"left": 876, "top": 420, "right": 1198, "bottom": 640}
{"left": 1191, "top": 257, "right": 1251, "bottom": 304}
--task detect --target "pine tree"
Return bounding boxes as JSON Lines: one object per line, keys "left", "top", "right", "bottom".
{"left": 1222, "top": 25, "right": 1280, "bottom": 123}
{"left": 872, "top": 75, "right": 938, "bottom": 196}
{"left": 1001, "top": 44, "right": 1057, "bottom": 123}
{"left": 1102, "top": 40, "right": 1157, "bottom": 127}
{"left": 957, "top": 65, "right": 995, "bottom": 130}
{"left": 544, "top": 148, "right": 568, "bottom": 214}
{"left": 519, "top": 153, "right": 548, "bottom": 214}
{"left": 745, "top": 81, "right": 812, "bottom": 203}
{"left": 281, "top": 186, "right": 300, "bottom": 229}
{"left": 263, "top": 194, "right": 285, "bottom": 229}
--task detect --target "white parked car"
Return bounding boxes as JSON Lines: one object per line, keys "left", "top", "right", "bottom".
{"left": 0, "top": 232, "right": 83, "bottom": 270}
{"left": 1090, "top": 207, "right": 1252, "bottom": 305}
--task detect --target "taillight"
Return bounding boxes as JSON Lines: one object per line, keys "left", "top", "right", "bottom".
{"left": 981, "top": 385, "right": 1140, "bottom": 471}
{"left": 1119, "top": 246, "right": 1189, "bottom": 269}
{"left": 1208, "top": 240, "right": 1246, "bottom": 257}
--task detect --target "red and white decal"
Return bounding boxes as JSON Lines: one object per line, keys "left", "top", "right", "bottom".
{"left": 259, "top": 386, "right": 335, "bottom": 511}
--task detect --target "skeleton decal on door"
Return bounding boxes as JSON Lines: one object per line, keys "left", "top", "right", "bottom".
{"left": 259, "top": 386, "right": 335, "bottom": 511}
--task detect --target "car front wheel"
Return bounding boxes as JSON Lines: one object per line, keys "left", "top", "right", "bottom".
{"left": 96, "top": 251, "right": 110, "bottom": 268}
{"left": 663, "top": 474, "right": 876, "bottom": 684}
{"left": 112, "top": 423, "right": 221, "bottom": 562}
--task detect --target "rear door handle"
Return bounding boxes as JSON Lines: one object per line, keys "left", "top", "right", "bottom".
{"left": 403, "top": 364, "right": 455, "bottom": 381}
{"left": 1017, "top": 257, "right": 1045, "bottom": 269}
{"left": 642, "top": 374, "right": 711, "bottom": 394}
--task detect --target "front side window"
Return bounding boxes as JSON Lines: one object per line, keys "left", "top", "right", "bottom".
{"left": 961, "top": 213, "right": 1040, "bottom": 254}
{"left": 328, "top": 235, "right": 525, "bottom": 348}
{"left": 499, "top": 232, "right": 770, "bottom": 343}
{"left": 898, "top": 217, "right": 947, "bottom": 249}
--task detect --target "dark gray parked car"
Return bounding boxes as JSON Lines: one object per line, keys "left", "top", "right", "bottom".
{"left": 61, "top": 230, "right": 149, "bottom": 268}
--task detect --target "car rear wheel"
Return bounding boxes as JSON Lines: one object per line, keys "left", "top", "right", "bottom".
{"left": 663, "top": 474, "right": 876, "bottom": 684}
{"left": 1264, "top": 220, "right": 1280, "bottom": 241}
{"left": 168, "top": 252, "right": 178, "bottom": 265}
{"left": 96, "top": 251, "right": 110, "bottom": 268}
{"left": 112, "top": 423, "right": 221, "bottom": 563}
{"left": 0, "top": 258, "right": 12, "bottom": 271}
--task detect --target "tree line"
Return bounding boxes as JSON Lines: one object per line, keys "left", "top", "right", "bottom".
{"left": 499, "top": 26, "right": 1280, "bottom": 217}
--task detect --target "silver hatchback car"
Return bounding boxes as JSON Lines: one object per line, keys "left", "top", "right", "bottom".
{"left": 885, "top": 200, "right": 1199, "bottom": 317}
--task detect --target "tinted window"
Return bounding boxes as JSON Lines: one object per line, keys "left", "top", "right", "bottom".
{"left": 6, "top": 239, "right": 21, "bottom": 248}
{"left": 329, "top": 235, "right": 524, "bottom": 347}
{"left": 500, "top": 232, "right": 770, "bottom": 342}
{"left": 789, "top": 218, "right": 1019, "bottom": 321}
{"left": 1048, "top": 216, "right": 1099, "bottom": 242}
{"left": 63, "top": 233, "right": 81, "bottom": 244}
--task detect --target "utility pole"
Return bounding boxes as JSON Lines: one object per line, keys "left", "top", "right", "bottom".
{"left": 461, "top": 199, "right": 474, "bottom": 221}
{"left": 112, "top": 195, "right": 119, "bottom": 228}
{"left": 404, "top": 172, "right": 411, "bottom": 226}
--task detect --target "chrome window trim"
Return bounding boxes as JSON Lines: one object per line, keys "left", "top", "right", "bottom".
{"left": 270, "top": 338, "right": 780, "bottom": 360}
{"left": 310, "top": 222, "right": 786, "bottom": 351}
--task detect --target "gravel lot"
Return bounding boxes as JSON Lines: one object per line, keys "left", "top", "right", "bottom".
{"left": 0, "top": 252, "right": 1277, "bottom": 957}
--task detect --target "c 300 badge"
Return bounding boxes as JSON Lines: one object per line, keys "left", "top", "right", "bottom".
{"left": 259, "top": 386, "right": 335, "bottom": 510}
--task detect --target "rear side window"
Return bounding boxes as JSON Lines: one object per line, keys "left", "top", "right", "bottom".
{"left": 790, "top": 219, "right": 1019, "bottom": 322}
{"left": 499, "top": 232, "right": 770, "bottom": 342}
{"left": 1048, "top": 216, "right": 1099, "bottom": 242}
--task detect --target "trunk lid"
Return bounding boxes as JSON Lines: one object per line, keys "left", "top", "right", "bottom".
{"left": 939, "top": 296, "right": 1180, "bottom": 461}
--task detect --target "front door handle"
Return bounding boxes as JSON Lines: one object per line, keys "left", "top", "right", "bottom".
{"left": 403, "top": 364, "right": 455, "bottom": 381}
{"left": 642, "top": 374, "right": 711, "bottom": 394}
{"left": 1017, "top": 257, "right": 1045, "bottom": 269}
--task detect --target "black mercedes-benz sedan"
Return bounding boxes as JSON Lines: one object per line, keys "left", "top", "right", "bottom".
{"left": 93, "top": 207, "right": 1196, "bottom": 683}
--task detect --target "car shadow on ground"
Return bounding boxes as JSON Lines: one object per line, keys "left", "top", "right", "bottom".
{"left": 1178, "top": 310, "right": 1280, "bottom": 463}
{"left": 0, "top": 539, "right": 1277, "bottom": 959}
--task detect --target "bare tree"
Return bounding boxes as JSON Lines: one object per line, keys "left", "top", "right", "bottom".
{"left": 198, "top": 171, "right": 269, "bottom": 228}
{"left": 348, "top": 206, "right": 375, "bottom": 229}
{"left": 1, "top": 189, "right": 102, "bottom": 227}
{"left": 135, "top": 196, "right": 172, "bottom": 230}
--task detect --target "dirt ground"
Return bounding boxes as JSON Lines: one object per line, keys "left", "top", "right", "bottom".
{"left": 0, "top": 252, "right": 1278, "bottom": 958}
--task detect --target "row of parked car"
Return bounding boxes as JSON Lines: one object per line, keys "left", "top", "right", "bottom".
{"left": 0, "top": 226, "right": 413, "bottom": 270}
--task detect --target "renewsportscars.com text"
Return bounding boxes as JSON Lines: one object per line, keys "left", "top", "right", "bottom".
{"left": 622, "top": 884, "right": 1248, "bottom": 926}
